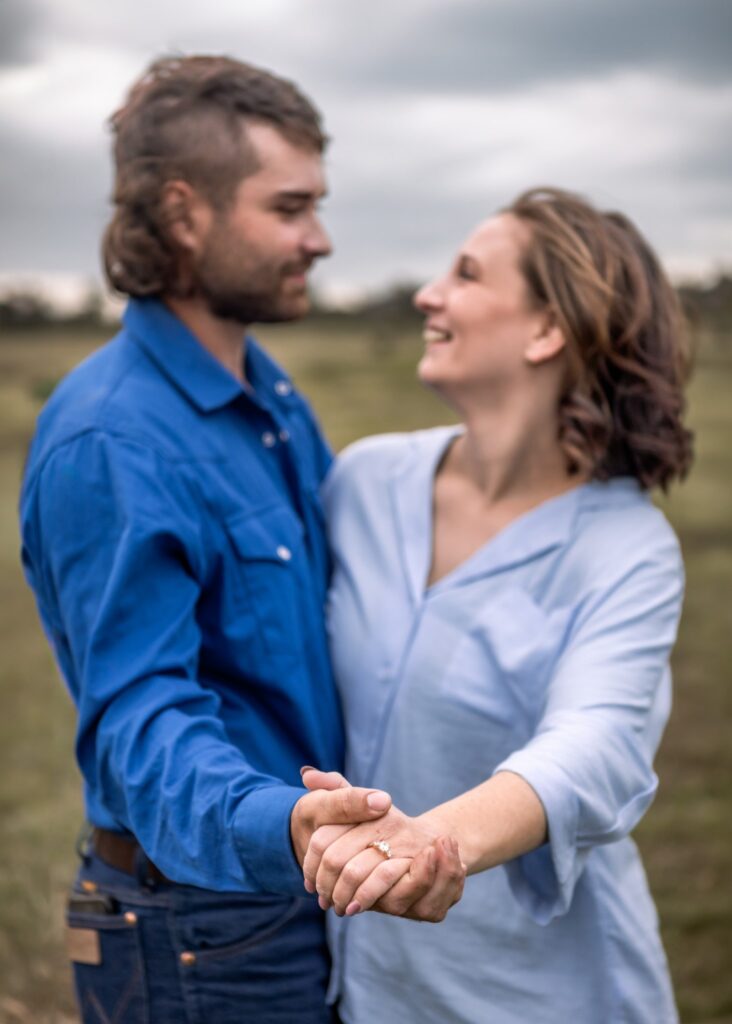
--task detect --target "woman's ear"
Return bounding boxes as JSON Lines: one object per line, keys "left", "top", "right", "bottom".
{"left": 160, "top": 180, "right": 213, "bottom": 256}
{"left": 525, "top": 310, "right": 566, "bottom": 365}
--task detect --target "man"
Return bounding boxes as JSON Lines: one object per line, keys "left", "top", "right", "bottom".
{"left": 20, "top": 56, "right": 462, "bottom": 1023}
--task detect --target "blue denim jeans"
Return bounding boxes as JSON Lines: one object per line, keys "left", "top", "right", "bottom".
{"left": 67, "top": 849, "right": 337, "bottom": 1023}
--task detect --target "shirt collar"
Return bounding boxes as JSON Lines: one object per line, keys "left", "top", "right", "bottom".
{"left": 123, "top": 298, "right": 294, "bottom": 415}
{"left": 388, "top": 426, "right": 588, "bottom": 604}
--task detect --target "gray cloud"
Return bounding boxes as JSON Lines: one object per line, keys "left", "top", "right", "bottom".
{"left": 14, "top": 0, "right": 732, "bottom": 95}
{"left": 0, "top": 0, "right": 43, "bottom": 68}
{"left": 0, "top": 116, "right": 110, "bottom": 272}
{"left": 312, "top": 0, "right": 732, "bottom": 96}
{"left": 672, "top": 133, "right": 732, "bottom": 193}
{"left": 0, "top": 0, "right": 729, "bottom": 289}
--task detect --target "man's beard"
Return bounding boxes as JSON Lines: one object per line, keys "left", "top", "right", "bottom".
{"left": 194, "top": 231, "right": 312, "bottom": 325}
{"left": 199, "top": 273, "right": 308, "bottom": 324}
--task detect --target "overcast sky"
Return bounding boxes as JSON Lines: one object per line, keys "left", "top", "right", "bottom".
{"left": 1, "top": 0, "right": 730, "bottom": 304}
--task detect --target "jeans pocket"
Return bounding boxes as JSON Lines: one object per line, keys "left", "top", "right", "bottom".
{"left": 67, "top": 899, "right": 148, "bottom": 1024}
{"left": 176, "top": 896, "right": 331, "bottom": 1023}
{"left": 183, "top": 893, "right": 301, "bottom": 962}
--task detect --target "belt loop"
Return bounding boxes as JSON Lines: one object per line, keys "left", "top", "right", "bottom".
{"left": 75, "top": 822, "right": 94, "bottom": 865}
{"left": 133, "top": 845, "right": 159, "bottom": 891}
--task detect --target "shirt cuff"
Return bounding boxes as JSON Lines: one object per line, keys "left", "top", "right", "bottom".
{"left": 233, "top": 784, "right": 306, "bottom": 895}
{"left": 492, "top": 758, "right": 583, "bottom": 925}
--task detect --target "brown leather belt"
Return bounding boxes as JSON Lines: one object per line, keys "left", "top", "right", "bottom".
{"left": 92, "top": 827, "right": 171, "bottom": 884}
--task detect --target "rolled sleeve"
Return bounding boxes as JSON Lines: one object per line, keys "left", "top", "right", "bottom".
{"left": 495, "top": 532, "right": 684, "bottom": 923}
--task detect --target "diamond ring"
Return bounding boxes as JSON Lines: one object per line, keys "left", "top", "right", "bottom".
{"left": 367, "top": 839, "right": 393, "bottom": 860}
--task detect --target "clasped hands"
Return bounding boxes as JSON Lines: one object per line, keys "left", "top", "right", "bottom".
{"left": 290, "top": 767, "right": 465, "bottom": 923}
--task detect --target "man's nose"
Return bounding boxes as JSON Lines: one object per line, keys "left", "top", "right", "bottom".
{"left": 303, "top": 216, "right": 332, "bottom": 259}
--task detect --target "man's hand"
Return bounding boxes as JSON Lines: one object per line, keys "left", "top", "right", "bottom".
{"left": 290, "top": 771, "right": 392, "bottom": 867}
{"left": 301, "top": 768, "right": 465, "bottom": 922}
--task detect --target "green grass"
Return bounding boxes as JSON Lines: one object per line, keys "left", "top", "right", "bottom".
{"left": 0, "top": 322, "right": 730, "bottom": 1022}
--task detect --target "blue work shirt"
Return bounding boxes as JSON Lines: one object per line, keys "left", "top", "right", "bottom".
{"left": 324, "top": 427, "right": 682, "bottom": 1024}
{"left": 20, "top": 297, "right": 344, "bottom": 895}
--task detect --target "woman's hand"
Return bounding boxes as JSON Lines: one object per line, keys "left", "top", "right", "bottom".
{"left": 306, "top": 804, "right": 439, "bottom": 915}
{"left": 301, "top": 768, "right": 465, "bottom": 920}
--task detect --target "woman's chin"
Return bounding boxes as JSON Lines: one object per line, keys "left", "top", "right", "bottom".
{"left": 417, "top": 353, "right": 446, "bottom": 386}
{"left": 417, "top": 360, "right": 455, "bottom": 403}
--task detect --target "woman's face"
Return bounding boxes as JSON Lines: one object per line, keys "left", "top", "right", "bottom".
{"left": 415, "top": 213, "right": 548, "bottom": 405}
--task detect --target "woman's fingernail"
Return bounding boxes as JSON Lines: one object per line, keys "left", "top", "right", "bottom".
{"left": 300, "top": 765, "right": 316, "bottom": 777}
{"left": 346, "top": 901, "right": 361, "bottom": 916}
{"left": 366, "top": 791, "right": 390, "bottom": 811}
{"left": 303, "top": 878, "right": 315, "bottom": 893}
{"left": 318, "top": 895, "right": 330, "bottom": 911}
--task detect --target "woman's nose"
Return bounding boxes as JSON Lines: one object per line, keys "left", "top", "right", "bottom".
{"left": 414, "top": 278, "right": 443, "bottom": 312}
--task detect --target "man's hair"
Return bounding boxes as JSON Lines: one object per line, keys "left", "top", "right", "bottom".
{"left": 102, "top": 55, "right": 327, "bottom": 298}
{"left": 505, "top": 187, "right": 693, "bottom": 490}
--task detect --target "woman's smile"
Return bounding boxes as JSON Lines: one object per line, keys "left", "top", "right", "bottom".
{"left": 422, "top": 325, "right": 453, "bottom": 346}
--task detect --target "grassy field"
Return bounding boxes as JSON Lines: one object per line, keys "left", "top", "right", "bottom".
{"left": 0, "top": 321, "right": 730, "bottom": 1023}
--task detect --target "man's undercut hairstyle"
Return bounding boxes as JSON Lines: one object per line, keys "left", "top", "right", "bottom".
{"left": 103, "top": 55, "right": 327, "bottom": 298}
{"left": 505, "top": 187, "right": 694, "bottom": 491}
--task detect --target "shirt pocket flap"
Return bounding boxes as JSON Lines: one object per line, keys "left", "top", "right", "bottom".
{"left": 445, "top": 587, "right": 570, "bottom": 725}
{"left": 225, "top": 505, "right": 304, "bottom": 563}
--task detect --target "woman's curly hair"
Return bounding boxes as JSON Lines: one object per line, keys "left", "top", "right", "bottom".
{"left": 506, "top": 187, "right": 694, "bottom": 490}
{"left": 102, "top": 55, "right": 327, "bottom": 298}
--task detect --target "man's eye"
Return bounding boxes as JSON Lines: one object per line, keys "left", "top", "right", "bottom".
{"left": 277, "top": 205, "right": 304, "bottom": 217}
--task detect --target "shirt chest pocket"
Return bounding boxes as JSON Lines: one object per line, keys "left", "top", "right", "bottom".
{"left": 442, "top": 587, "right": 569, "bottom": 734}
{"left": 224, "top": 505, "right": 307, "bottom": 664}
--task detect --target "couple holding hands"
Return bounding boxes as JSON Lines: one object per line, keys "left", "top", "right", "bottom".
{"left": 21, "top": 55, "right": 690, "bottom": 1023}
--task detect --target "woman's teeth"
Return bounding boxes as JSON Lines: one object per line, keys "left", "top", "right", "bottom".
{"left": 423, "top": 328, "right": 452, "bottom": 343}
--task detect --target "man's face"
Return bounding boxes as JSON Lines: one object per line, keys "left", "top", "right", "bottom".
{"left": 193, "top": 122, "right": 331, "bottom": 324}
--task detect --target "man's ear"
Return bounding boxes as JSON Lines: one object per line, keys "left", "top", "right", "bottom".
{"left": 160, "top": 180, "right": 213, "bottom": 255}
{"left": 525, "top": 310, "right": 566, "bottom": 365}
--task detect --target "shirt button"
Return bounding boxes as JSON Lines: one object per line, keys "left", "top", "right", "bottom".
{"left": 261, "top": 431, "right": 277, "bottom": 448}
{"left": 278, "top": 429, "right": 290, "bottom": 443}
{"left": 276, "top": 545, "right": 292, "bottom": 561}
{"left": 274, "top": 380, "right": 292, "bottom": 396}
{"left": 180, "top": 951, "right": 196, "bottom": 967}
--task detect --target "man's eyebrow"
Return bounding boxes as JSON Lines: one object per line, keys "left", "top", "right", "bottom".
{"left": 273, "top": 188, "right": 328, "bottom": 201}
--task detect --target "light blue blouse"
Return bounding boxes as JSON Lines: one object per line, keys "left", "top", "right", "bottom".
{"left": 323, "top": 426, "right": 682, "bottom": 1024}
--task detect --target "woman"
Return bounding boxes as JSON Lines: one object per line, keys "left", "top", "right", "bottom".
{"left": 303, "top": 188, "right": 692, "bottom": 1023}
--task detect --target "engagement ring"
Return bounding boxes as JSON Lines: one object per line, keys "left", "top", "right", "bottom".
{"left": 367, "top": 840, "right": 393, "bottom": 860}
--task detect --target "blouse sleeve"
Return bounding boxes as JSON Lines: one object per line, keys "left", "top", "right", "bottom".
{"left": 494, "top": 522, "right": 684, "bottom": 924}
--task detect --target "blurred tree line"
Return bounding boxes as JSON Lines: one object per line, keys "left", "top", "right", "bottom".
{"left": 0, "top": 287, "right": 105, "bottom": 331}
{"left": 677, "top": 275, "right": 732, "bottom": 334}
{"left": 1, "top": 276, "right": 731, "bottom": 335}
